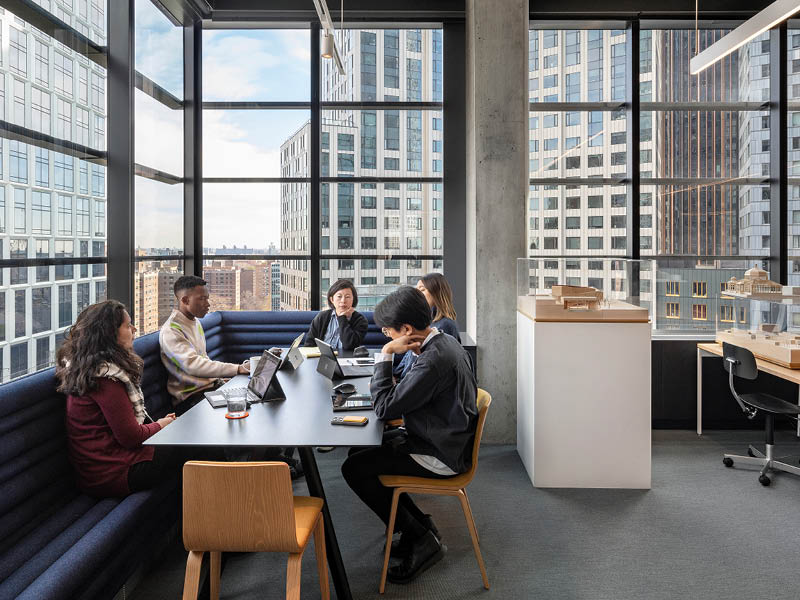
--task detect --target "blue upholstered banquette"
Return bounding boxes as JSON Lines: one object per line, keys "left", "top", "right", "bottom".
{"left": 0, "top": 323, "right": 183, "bottom": 599}
{"left": 0, "top": 309, "right": 472, "bottom": 599}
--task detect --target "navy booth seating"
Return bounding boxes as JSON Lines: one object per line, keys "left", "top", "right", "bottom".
{"left": 215, "top": 310, "right": 476, "bottom": 368}
{"left": 0, "top": 310, "right": 474, "bottom": 599}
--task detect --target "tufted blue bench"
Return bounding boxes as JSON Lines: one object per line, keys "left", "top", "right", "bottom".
{"left": 0, "top": 329, "right": 183, "bottom": 599}
{"left": 217, "top": 310, "right": 388, "bottom": 363}
{"left": 215, "top": 310, "right": 476, "bottom": 372}
{"left": 0, "top": 309, "right": 474, "bottom": 599}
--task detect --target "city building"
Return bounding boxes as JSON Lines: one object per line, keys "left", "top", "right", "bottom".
{"left": 280, "top": 28, "right": 444, "bottom": 310}
{"left": 0, "top": 4, "right": 107, "bottom": 382}
{"left": 526, "top": 28, "right": 773, "bottom": 331}
{"left": 133, "top": 259, "right": 181, "bottom": 336}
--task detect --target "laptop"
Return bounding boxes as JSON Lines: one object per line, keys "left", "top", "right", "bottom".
{"left": 249, "top": 333, "right": 305, "bottom": 377}
{"left": 206, "top": 349, "right": 286, "bottom": 407}
{"left": 314, "top": 338, "right": 374, "bottom": 379}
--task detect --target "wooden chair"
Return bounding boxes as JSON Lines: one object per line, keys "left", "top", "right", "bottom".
{"left": 378, "top": 389, "right": 492, "bottom": 593}
{"left": 181, "top": 461, "right": 329, "bottom": 600}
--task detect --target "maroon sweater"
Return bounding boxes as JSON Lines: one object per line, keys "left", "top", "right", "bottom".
{"left": 65, "top": 378, "right": 161, "bottom": 497}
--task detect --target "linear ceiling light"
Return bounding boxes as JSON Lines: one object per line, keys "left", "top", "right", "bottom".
{"left": 312, "top": 0, "right": 345, "bottom": 75}
{"left": 690, "top": 0, "right": 800, "bottom": 74}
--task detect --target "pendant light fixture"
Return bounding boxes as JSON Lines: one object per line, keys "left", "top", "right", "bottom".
{"left": 312, "top": 0, "right": 345, "bottom": 75}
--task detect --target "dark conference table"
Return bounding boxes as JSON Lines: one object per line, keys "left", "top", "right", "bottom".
{"left": 144, "top": 355, "right": 382, "bottom": 600}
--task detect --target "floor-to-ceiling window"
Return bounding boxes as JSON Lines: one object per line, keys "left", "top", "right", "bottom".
{"left": 0, "top": 1, "right": 108, "bottom": 382}
{"left": 527, "top": 21, "right": 790, "bottom": 335}
{"left": 134, "top": 0, "right": 185, "bottom": 335}
{"left": 315, "top": 27, "right": 444, "bottom": 310}
{"left": 201, "top": 27, "right": 311, "bottom": 312}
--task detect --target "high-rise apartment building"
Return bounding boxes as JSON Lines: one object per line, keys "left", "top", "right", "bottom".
{"left": 526, "top": 28, "right": 772, "bottom": 331}
{"left": 280, "top": 28, "right": 444, "bottom": 310}
{"left": 204, "top": 266, "right": 241, "bottom": 311}
{"left": 133, "top": 260, "right": 181, "bottom": 335}
{"left": 270, "top": 261, "right": 280, "bottom": 311}
{"left": 0, "top": 4, "right": 108, "bottom": 382}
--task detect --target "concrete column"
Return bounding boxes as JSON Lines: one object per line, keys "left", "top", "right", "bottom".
{"left": 465, "top": 0, "right": 528, "bottom": 442}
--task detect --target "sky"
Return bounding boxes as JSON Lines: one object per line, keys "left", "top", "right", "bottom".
{"left": 133, "top": 0, "right": 310, "bottom": 250}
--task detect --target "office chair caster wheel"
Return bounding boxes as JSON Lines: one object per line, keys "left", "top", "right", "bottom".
{"left": 723, "top": 457, "right": 734, "bottom": 468}
{"left": 747, "top": 448, "right": 755, "bottom": 457}
{"left": 759, "top": 475, "right": 771, "bottom": 486}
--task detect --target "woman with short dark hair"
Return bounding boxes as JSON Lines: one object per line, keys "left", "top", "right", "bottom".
{"left": 59, "top": 300, "right": 179, "bottom": 497}
{"left": 303, "top": 279, "right": 368, "bottom": 351}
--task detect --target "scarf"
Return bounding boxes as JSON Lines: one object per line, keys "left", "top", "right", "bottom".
{"left": 97, "top": 362, "right": 148, "bottom": 424}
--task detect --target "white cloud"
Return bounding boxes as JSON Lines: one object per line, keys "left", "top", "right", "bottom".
{"left": 203, "top": 36, "right": 282, "bottom": 100}
{"left": 202, "top": 111, "right": 283, "bottom": 248}
{"left": 203, "top": 183, "right": 282, "bottom": 250}
{"left": 134, "top": 0, "right": 183, "bottom": 95}
{"left": 135, "top": 91, "right": 183, "bottom": 174}
{"left": 272, "top": 30, "right": 311, "bottom": 63}
{"left": 135, "top": 29, "right": 313, "bottom": 250}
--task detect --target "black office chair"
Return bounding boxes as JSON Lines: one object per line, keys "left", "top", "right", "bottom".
{"left": 721, "top": 342, "right": 800, "bottom": 486}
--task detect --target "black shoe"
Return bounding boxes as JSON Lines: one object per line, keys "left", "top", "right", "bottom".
{"left": 386, "top": 530, "right": 446, "bottom": 584}
{"left": 282, "top": 455, "right": 304, "bottom": 480}
{"left": 387, "top": 515, "right": 440, "bottom": 559}
{"left": 316, "top": 446, "right": 335, "bottom": 453}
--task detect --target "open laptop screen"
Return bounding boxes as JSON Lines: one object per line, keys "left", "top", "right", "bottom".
{"left": 248, "top": 351, "right": 280, "bottom": 399}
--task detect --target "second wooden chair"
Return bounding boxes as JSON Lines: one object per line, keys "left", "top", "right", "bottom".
{"left": 378, "top": 388, "right": 492, "bottom": 593}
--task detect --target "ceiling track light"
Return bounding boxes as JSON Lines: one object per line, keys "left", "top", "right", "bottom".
{"left": 321, "top": 32, "right": 334, "bottom": 59}
{"left": 690, "top": 0, "right": 800, "bottom": 75}
{"left": 312, "top": 0, "right": 346, "bottom": 75}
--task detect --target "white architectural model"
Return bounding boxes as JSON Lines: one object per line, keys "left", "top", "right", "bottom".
{"left": 723, "top": 265, "right": 792, "bottom": 299}
{"left": 519, "top": 285, "right": 649, "bottom": 323}
{"left": 716, "top": 325, "right": 800, "bottom": 369}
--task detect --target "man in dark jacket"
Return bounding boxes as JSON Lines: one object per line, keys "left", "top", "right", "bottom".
{"left": 341, "top": 286, "right": 477, "bottom": 584}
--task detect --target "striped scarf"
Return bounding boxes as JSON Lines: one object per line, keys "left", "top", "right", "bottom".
{"left": 97, "top": 362, "right": 149, "bottom": 424}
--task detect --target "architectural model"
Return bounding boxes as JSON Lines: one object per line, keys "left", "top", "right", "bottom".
{"left": 551, "top": 285, "right": 604, "bottom": 310}
{"left": 716, "top": 325, "right": 800, "bottom": 369}
{"left": 517, "top": 284, "right": 649, "bottom": 323}
{"left": 723, "top": 265, "right": 797, "bottom": 299}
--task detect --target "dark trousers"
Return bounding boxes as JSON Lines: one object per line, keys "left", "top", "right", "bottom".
{"left": 174, "top": 386, "right": 217, "bottom": 416}
{"left": 341, "top": 444, "right": 446, "bottom": 537}
{"left": 128, "top": 446, "right": 224, "bottom": 493}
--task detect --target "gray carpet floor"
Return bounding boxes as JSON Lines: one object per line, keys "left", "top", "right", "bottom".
{"left": 131, "top": 431, "right": 800, "bottom": 600}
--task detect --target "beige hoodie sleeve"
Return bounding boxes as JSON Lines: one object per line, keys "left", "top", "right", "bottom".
{"left": 160, "top": 325, "right": 240, "bottom": 379}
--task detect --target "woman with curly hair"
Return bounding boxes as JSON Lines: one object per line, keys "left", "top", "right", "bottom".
{"left": 58, "top": 300, "right": 177, "bottom": 497}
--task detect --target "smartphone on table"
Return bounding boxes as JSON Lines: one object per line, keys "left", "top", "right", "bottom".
{"left": 332, "top": 392, "right": 373, "bottom": 412}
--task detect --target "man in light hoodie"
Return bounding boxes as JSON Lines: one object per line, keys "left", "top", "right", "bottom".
{"left": 159, "top": 275, "right": 248, "bottom": 415}
{"left": 159, "top": 275, "right": 303, "bottom": 478}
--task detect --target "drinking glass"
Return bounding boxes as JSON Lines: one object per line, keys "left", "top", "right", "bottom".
{"left": 226, "top": 394, "right": 248, "bottom": 419}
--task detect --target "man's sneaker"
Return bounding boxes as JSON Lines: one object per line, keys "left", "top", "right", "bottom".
{"left": 282, "top": 455, "right": 304, "bottom": 480}
{"left": 385, "top": 515, "right": 440, "bottom": 559}
{"left": 386, "top": 530, "right": 446, "bottom": 584}
{"left": 316, "top": 446, "right": 335, "bottom": 453}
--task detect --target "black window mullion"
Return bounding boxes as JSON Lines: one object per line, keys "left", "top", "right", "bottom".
{"left": 311, "top": 24, "right": 321, "bottom": 310}
{"left": 184, "top": 20, "right": 203, "bottom": 278}
{"left": 107, "top": 0, "right": 134, "bottom": 312}
{"left": 770, "top": 24, "right": 788, "bottom": 284}
{"left": 626, "top": 19, "right": 641, "bottom": 300}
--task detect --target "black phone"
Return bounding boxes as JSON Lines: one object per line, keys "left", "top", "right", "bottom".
{"left": 332, "top": 392, "right": 374, "bottom": 411}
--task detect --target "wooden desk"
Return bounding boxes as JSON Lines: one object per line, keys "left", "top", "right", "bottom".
{"left": 696, "top": 342, "right": 800, "bottom": 435}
